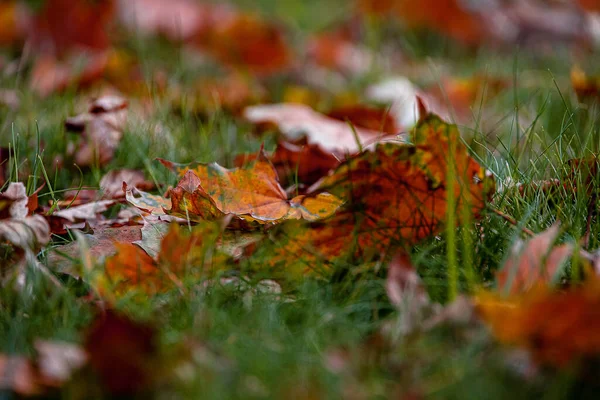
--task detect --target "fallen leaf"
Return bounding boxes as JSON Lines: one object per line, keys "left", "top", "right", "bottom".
{"left": 244, "top": 103, "right": 394, "bottom": 155}
{"left": 496, "top": 224, "right": 573, "bottom": 294}
{"left": 266, "top": 113, "right": 493, "bottom": 276}
{"left": 125, "top": 185, "right": 172, "bottom": 215}
{"left": 477, "top": 277, "right": 600, "bottom": 366}
{"left": 326, "top": 104, "right": 398, "bottom": 134}
{"left": 0, "top": 182, "right": 28, "bottom": 219}
{"left": 100, "top": 169, "right": 155, "bottom": 199}
{"left": 270, "top": 139, "right": 341, "bottom": 187}
{"left": 163, "top": 150, "right": 343, "bottom": 224}
{"left": 65, "top": 95, "right": 128, "bottom": 167}
{"left": 85, "top": 310, "right": 157, "bottom": 395}
{"left": 101, "top": 222, "right": 222, "bottom": 297}
{"left": 53, "top": 200, "right": 116, "bottom": 223}
{"left": 48, "top": 225, "right": 143, "bottom": 274}
{"left": 133, "top": 221, "right": 170, "bottom": 259}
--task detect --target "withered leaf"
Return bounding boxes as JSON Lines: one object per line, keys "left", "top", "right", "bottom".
{"left": 100, "top": 222, "right": 223, "bottom": 297}
{"left": 266, "top": 113, "right": 493, "bottom": 276}
{"left": 244, "top": 103, "right": 393, "bottom": 155}
{"left": 477, "top": 277, "right": 600, "bottom": 366}
{"left": 162, "top": 150, "right": 343, "bottom": 224}
{"left": 125, "top": 185, "right": 172, "bottom": 215}
{"left": 65, "top": 95, "right": 128, "bottom": 167}
{"left": 496, "top": 224, "right": 573, "bottom": 295}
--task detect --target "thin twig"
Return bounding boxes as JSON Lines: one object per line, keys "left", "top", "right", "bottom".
{"left": 490, "top": 207, "right": 535, "bottom": 237}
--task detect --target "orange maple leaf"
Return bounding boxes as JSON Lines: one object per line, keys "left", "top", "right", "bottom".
{"left": 161, "top": 150, "right": 343, "bottom": 225}
{"left": 101, "top": 223, "right": 222, "bottom": 297}
{"left": 265, "top": 113, "right": 493, "bottom": 276}
{"left": 477, "top": 278, "right": 600, "bottom": 366}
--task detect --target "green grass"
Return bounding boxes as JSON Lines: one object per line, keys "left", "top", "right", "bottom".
{"left": 3, "top": 1, "right": 600, "bottom": 398}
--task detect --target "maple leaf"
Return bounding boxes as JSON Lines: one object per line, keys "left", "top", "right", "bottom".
{"left": 100, "top": 222, "right": 222, "bottom": 297}
{"left": 496, "top": 224, "right": 574, "bottom": 294}
{"left": 326, "top": 105, "right": 398, "bottom": 134}
{"left": 125, "top": 185, "right": 172, "bottom": 216}
{"left": 53, "top": 200, "right": 116, "bottom": 223}
{"left": 244, "top": 103, "right": 394, "bottom": 155}
{"left": 0, "top": 183, "right": 50, "bottom": 279}
{"left": 64, "top": 95, "right": 128, "bottom": 167}
{"left": 477, "top": 277, "right": 600, "bottom": 367}
{"left": 235, "top": 139, "right": 341, "bottom": 187}
{"left": 264, "top": 113, "right": 494, "bottom": 276}
{"left": 160, "top": 150, "right": 343, "bottom": 225}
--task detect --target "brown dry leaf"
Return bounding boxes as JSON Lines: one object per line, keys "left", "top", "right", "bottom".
{"left": 199, "top": 13, "right": 291, "bottom": 75}
{"left": 101, "top": 222, "right": 222, "bottom": 297}
{"left": 496, "top": 224, "right": 573, "bottom": 295}
{"left": 162, "top": 151, "right": 343, "bottom": 224}
{"left": 48, "top": 225, "right": 142, "bottom": 274}
{"left": 270, "top": 139, "right": 341, "bottom": 187}
{"left": 0, "top": 182, "right": 28, "bottom": 219}
{"left": 477, "top": 277, "right": 600, "bottom": 367}
{"left": 65, "top": 95, "right": 128, "bottom": 167}
{"left": 85, "top": 309, "right": 157, "bottom": 395}
{"left": 0, "top": 183, "right": 50, "bottom": 277}
{"left": 234, "top": 139, "right": 341, "bottom": 187}
{"left": 326, "top": 104, "right": 398, "bottom": 134}
{"left": 125, "top": 185, "right": 172, "bottom": 215}
{"left": 244, "top": 103, "right": 393, "bottom": 155}
{"left": 100, "top": 169, "right": 155, "bottom": 199}
{"left": 265, "top": 113, "right": 493, "bottom": 276}
{"left": 53, "top": 200, "right": 116, "bottom": 223}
